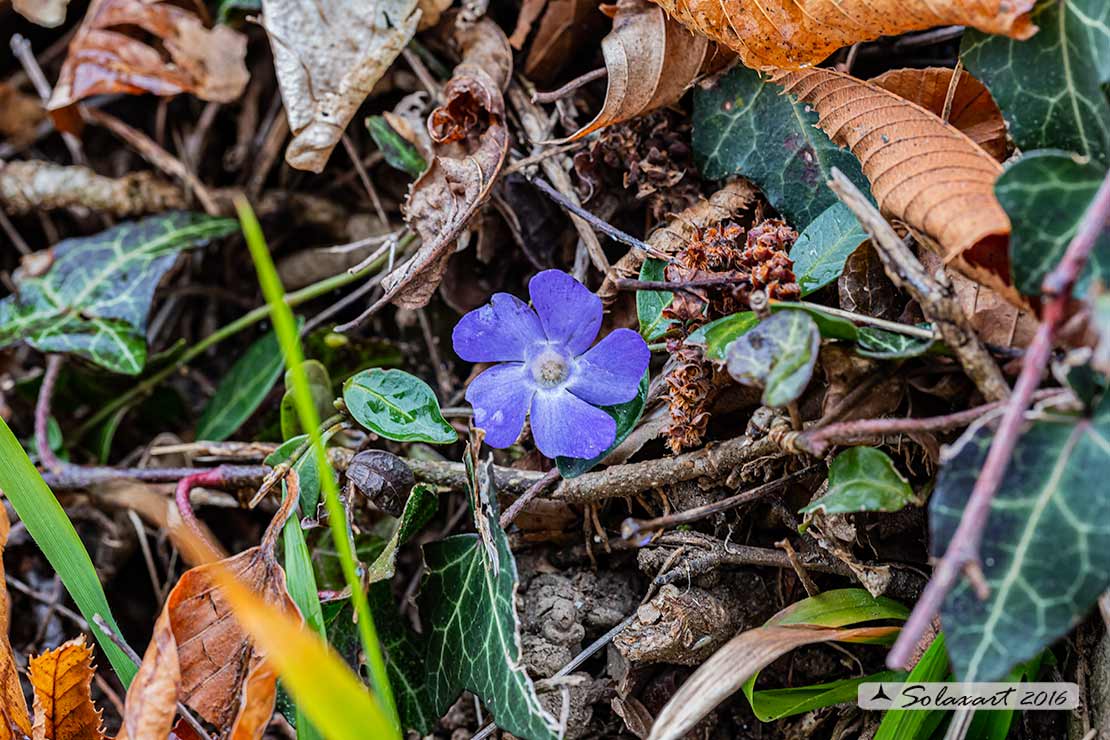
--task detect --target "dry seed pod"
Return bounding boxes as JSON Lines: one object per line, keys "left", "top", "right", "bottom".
{"left": 346, "top": 450, "right": 415, "bottom": 517}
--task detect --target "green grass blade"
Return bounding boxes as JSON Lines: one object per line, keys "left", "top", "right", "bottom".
{"left": 0, "top": 417, "right": 136, "bottom": 685}
{"left": 284, "top": 511, "right": 327, "bottom": 740}
{"left": 235, "top": 198, "right": 401, "bottom": 736}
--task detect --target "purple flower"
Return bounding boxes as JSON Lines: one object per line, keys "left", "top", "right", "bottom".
{"left": 452, "top": 270, "right": 650, "bottom": 459}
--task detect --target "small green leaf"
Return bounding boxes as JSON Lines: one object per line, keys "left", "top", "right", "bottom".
{"left": 0, "top": 212, "right": 236, "bottom": 375}
{"left": 745, "top": 671, "right": 904, "bottom": 722}
{"left": 789, "top": 203, "right": 869, "bottom": 296}
{"left": 343, "top": 368, "right": 457, "bottom": 444}
{"left": 856, "top": 327, "right": 935, "bottom": 360}
{"left": 686, "top": 311, "right": 759, "bottom": 362}
{"left": 197, "top": 325, "right": 298, "bottom": 441}
{"left": 962, "top": 0, "right": 1110, "bottom": 165}
{"left": 365, "top": 484, "right": 439, "bottom": 584}
{"left": 932, "top": 397, "right": 1110, "bottom": 681}
{"left": 265, "top": 430, "right": 341, "bottom": 516}
{"left": 801, "top": 447, "right": 915, "bottom": 516}
{"left": 693, "top": 66, "right": 868, "bottom": 229}
{"left": 281, "top": 360, "right": 334, "bottom": 439}
{"left": 996, "top": 150, "right": 1110, "bottom": 297}
{"left": 367, "top": 115, "right": 428, "bottom": 178}
{"left": 418, "top": 453, "right": 559, "bottom": 740}
{"left": 636, "top": 258, "right": 675, "bottom": 341}
{"left": 727, "top": 310, "right": 820, "bottom": 407}
{"left": 773, "top": 303, "right": 859, "bottom": 341}
{"left": 557, "top": 372, "right": 649, "bottom": 477}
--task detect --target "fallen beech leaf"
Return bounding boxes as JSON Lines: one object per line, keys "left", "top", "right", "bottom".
{"left": 563, "top": 0, "right": 729, "bottom": 142}
{"left": 13, "top": 0, "right": 72, "bottom": 27}
{"left": 261, "top": 0, "right": 420, "bottom": 172}
{"left": 523, "top": 0, "right": 606, "bottom": 82}
{"left": 47, "top": 0, "right": 248, "bottom": 114}
{"left": 29, "top": 637, "right": 104, "bottom": 740}
{"left": 118, "top": 482, "right": 301, "bottom": 739}
{"left": 0, "top": 505, "right": 33, "bottom": 740}
{"left": 772, "top": 68, "right": 1017, "bottom": 306}
{"left": 368, "top": 18, "right": 512, "bottom": 312}
{"left": 649, "top": 0, "right": 1036, "bottom": 70}
{"left": 870, "top": 67, "right": 1009, "bottom": 162}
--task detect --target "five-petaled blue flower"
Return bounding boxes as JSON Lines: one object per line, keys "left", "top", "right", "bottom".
{"left": 452, "top": 270, "right": 650, "bottom": 459}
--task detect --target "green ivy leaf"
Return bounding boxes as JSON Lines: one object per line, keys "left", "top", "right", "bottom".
{"left": 197, "top": 325, "right": 297, "bottom": 441}
{"left": 789, "top": 203, "right": 869, "bottom": 296}
{"left": 556, "top": 372, "right": 649, "bottom": 478}
{"left": 693, "top": 66, "right": 867, "bottom": 229}
{"left": 343, "top": 368, "right": 457, "bottom": 444}
{"left": 996, "top": 150, "right": 1110, "bottom": 296}
{"left": 727, "top": 310, "right": 820, "bottom": 407}
{"left": 281, "top": 360, "right": 334, "bottom": 439}
{"left": 636, "top": 258, "right": 675, "bottom": 341}
{"left": 856, "top": 327, "right": 935, "bottom": 360}
{"left": 370, "top": 584, "right": 438, "bottom": 734}
{"left": 961, "top": 0, "right": 1110, "bottom": 165}
{"left": 366, "top": 484, "right": 438, "bottom": 583}
{"left": 0, "top": 212, "right": 236, "bottom": 375}
{"left": 367, "top": 115, "right": 428, "bottom": 178}
{"left": 418, "top": 453, "right": 559, "bottom": 740}
{"left": 801, "top": 447, "right": 916, "bottom": 516}
{"left": 931, "top": 398, "right": 1110, "bottom": 680}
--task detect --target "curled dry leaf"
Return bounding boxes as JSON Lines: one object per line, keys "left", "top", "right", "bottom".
{"left": 563, "top": 0, "right": 730, "bottom": 142}
{"left": 261, "top": 0, "right": 420, "bottom": 172}
{"left": 369, "top": 18, "right": 513, "bottom": 313}
{"left": 870, "top": 67, "right": 1009, "bottom": 162}
{"left": 29, "top": 637, "right": 105, "bottom": 740}
{"left": 0, "top": 505, "right": 33, "bottom": 740}
{"left": 649, "top": 0, "right": 1036, "bottom": 70}
{"left": 117, "top": 476, "right": 302, "bottom": 739}
{"left": 47, "top": 0, "right": 248, "bottom": 114}
{"left": 772, "top": 68, "right": 1019, "bottom": 307}
{"left": 523, "top": 0, "right": 606, "bottom": 82}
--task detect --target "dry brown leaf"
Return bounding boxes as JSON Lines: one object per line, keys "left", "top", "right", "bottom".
{"left": 366, "top": 17, "right": 512, "bottom": 313}
{"left": 871, "top": 67, "right": 1009, "bottom": 162}
{"left": 562, "top": 0, "right": 729, "bottom": 142}
{"left": 261, "top": 0, "right": 420, "bottom": 172}
{"left": 28, "top": 637, "right": 104, "bottom": 740}
{"left": 0, "top": 504, "right": 32, "bottom": 740}
{"left": 117, "top": 476, "right": 302, "bottom": 739}
{"left": 772, "top": 67, "right": 1018, "bottom": 306}
{"left": 47, "top": 0, "right": 248, "bottom": 114}
{"left": 523, "top": 0, "right": 605, "bottom": 82}
{"left": 648, "top": 622, "right": 899, "bottom": 740}
{"left": 509, "top": 0, "right": 549, "bottom": 48}
{"left": 648, "top": 0, "right": 1036, "bottom": 70}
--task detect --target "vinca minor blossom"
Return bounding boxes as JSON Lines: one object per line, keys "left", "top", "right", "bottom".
{"left": 452, "top": 270, "right": 650, "bottom": 459}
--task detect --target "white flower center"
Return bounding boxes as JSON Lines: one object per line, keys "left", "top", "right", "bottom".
{"left": 531, "top": 349, "right": 569, "bottom": 388}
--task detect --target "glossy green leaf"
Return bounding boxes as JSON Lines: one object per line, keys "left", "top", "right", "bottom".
{"left": 789, "top": 203, "right": 869, "bottom": 296}
{"left": 370, "top": 584, "right": 437, "bottom": 734}
{"left": 557, "top": 372, "right": 649, "bottom": 477}
{"left": 418, "top": 453, "right": 559, "bottom": 740}
{"left": 727, "top": 310, "right": 820, "bottom": 407}
{"left": 962, "top": 0, "right": 1110, "bottom": 165}
{"left": 636, "top": 258, "right": 675, "bottom": 341}
{"left": 0, "top": 212, "right": 236, "bottom": 375}
{"left": 693, "top": 65, "right": 867, "bottom": 229}
{"left": 996, "top": 150, "right": 1110, "bottom": 296}
{"left": 365, "top": 484, "right": 438, "bottom": 583}
{"left": 874, "top": 634, "right": 950, "bottom": 740}
{"left": 197, "top": 325, "right": 297, "bottom": 441}
{"left": 801, "top": 447, "right": 916, "bottom": 516}
{"left": 343, "top": 368, "right": 457, "bottom": 444}
{"left": 686, "top": 311, "right": 758, "bottom": 362}
{"left": 0, "top": 417, "right": 135, "bottom": 685}
{"left": 367, "top": 115, "right": 427, "bottom": 178}
{"left": 856, "top": 327, "right": 935, "bottom": 360}
{"left": 932, "top": 397, "right": 1110, "bottom": 680}
{"left": 281, "top": 360, "right": 334, "bottom": 440}
{"left": 774, "top": 303, "right": 859, "bottom": 341}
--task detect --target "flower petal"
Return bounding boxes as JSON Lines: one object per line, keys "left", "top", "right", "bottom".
{"left": 452, "top": 293, "right": 545, "bottom": 363}
{"left": 567, "top": 328, "right": 651, "bottom": 406}
{"left": 528, "top": 270, "right": 602, "bottom": 355}
{"left": 466, "top": 363, "right": 534, "bottom": 448}
{"left": 530, "top": 389, "right": 616, "bottom": 459}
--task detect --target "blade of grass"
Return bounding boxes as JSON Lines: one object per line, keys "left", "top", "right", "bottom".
{"left": 235, "top": 198, "right": 401, "bottom": 735}
{"left": 0, "top": 416, "right": 136, "bottom": 685}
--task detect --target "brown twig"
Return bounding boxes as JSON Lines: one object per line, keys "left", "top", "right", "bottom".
{"left": 532, "top": 67, "right": 607, "bottom": 103}
{"left": 34, "top": 355, "right": 65, "bottom": 474}
{"left": 500, "top": 467, "right": 561, "bottom": 527}
{"left": 887, "top": 168, "right": 1110, "bottom": 671}
{"left": 828, "top": 169, "right": 1009, "bottom": 402}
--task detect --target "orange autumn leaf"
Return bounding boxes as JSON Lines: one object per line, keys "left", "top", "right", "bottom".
{"left": 870, "top": 67, "right": 1009, "bottom": 162}
{"left": 772, "top": 67, "right": 1019, "bottom": 307}
{"left": 648, "top": 0, "right": 1036, "bottom": 70}
{"left": 0, "top": 504, "right": 33, "bottom": 740}
{"left": 28, "top": 637, "right": 104, "bottom": 740}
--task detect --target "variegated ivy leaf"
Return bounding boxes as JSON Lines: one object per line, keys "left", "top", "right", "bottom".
{"left": 0, "top": 212, "right": 236, "bottom": 374}
{"left": 932, "top": 396, "right": 1110, "bottom": 681}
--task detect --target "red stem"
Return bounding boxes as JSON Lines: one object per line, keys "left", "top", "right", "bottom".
{"left": 34, "top": 355, "right": 65, "bottom": 473}
{"left": 888, "top": 169, "right": 1110, "bottom": 670}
